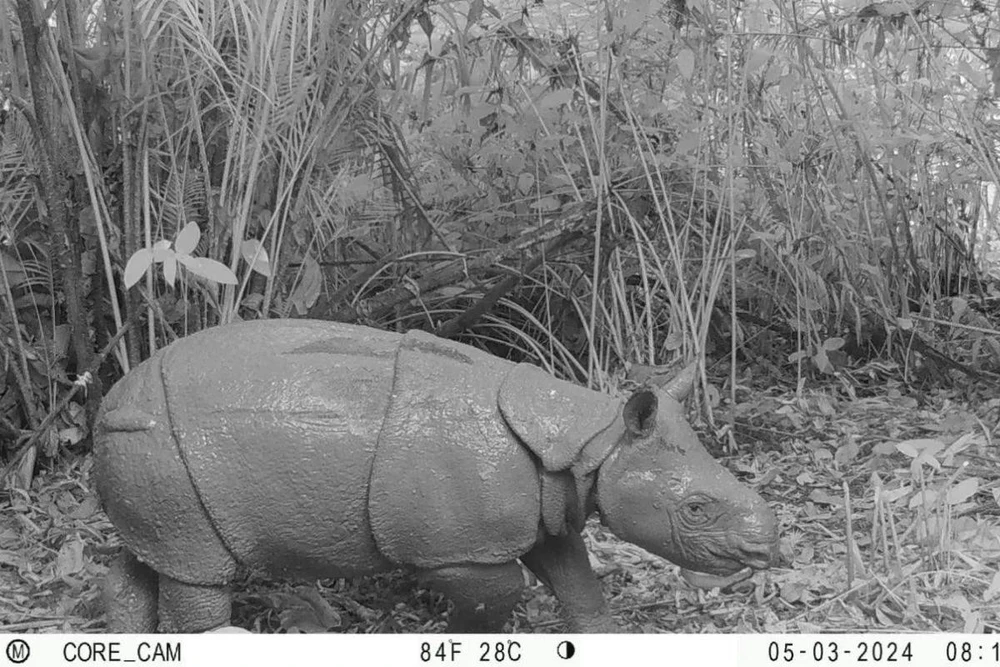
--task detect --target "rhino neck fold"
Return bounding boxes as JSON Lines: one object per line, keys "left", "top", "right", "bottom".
{"left": 538, "top": 469, "right": 599, "bottom": 536}
{"left": 574, "top": 472, "right": 598, "bottom": 530}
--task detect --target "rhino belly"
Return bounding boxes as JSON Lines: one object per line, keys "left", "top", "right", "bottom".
{"left": 158, "top": 320, "right": 400, "bottom": 579}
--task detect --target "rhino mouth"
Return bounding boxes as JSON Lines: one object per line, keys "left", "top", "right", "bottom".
{"left": 680, "top": 540, "right": 779, "bottom": 589}
{"left": 739, "top": 548, "right": 779, "bottom": 571}
{"left": 685, "top": 538, "right": 779, "bottom": 580}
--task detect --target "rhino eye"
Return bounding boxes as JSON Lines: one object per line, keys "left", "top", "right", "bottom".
{"left": 681, "top": 497, "right": 713, "bottom": 524}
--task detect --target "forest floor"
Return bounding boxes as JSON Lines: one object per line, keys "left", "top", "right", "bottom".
{"left": 1, "top": 373, "right": 998, "bottom": 633}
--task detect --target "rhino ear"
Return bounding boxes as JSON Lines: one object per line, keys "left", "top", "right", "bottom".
{"left": 623, "top": 390, "right": 658, "bottom": 437}
{"left": 499, "top": 363, "right": 621, "bottom": 471}
{"left": 660, "top": 362, "right": 698, "bottom": 401}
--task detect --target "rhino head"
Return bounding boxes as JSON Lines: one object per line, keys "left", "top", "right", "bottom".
{"left": 597, "top": 365, "right": 780, "bottom": 581}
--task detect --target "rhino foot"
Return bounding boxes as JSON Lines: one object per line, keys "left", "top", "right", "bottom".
{"left": 105, "top": 550, "right": 233, "bottom": 632}
{"left": 521, "top": 532, "right": 619, "bottom": 633}
{"left": 157, "top": 576, "right": 231, "bottom": 632}
{"left": 418, "top": 562, "right": 524, "bottom": 632}
{"left": 105, "top": 552, "right": 158, "bottom": 633}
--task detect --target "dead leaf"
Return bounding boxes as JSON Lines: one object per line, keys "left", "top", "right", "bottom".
{"left": 268, "top": 587, "right": 342, "bottom": 633}
{"left": 779, "top": 581, "right": 804, "bottom": 603}
{"left": 834, "top": 439, "right": 859, "bottom": 465}
{"left": 55, "top": 536, "right": 85, "bottom": 577}
{"left": 68, "top": 496, "right": 100, "bottom": 520}
{"left": 289, "top": 253, "right": 322, "bottom": 316}
{"left": 816, "top": 395, "right": 836, "bottom": 415}
{"left": 895, "top": 438, "right": 944, "bottom": 458}
{"left": 0, "top": 550, "right": 25, "bottom": 569}
{"left": 58, "top": 427, "right": 84, "bottom": 446}
{"left": 872, "top": 441, "right": 897, "bottom": 456}
{"left": 809, "top": 488, "right": 841, "bottom": 506}
{"left": 946, "top": 478, "right": 978, "bottom": 505}
{"left": 985, "top": 571, "right": 1000, "bottom": 601}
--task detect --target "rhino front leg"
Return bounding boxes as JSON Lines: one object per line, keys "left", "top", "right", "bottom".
{"left": 521, "top": 532, "right": 619, "bottom": 633}
{"left": 105, "top": 552, "right": 158, "bottom": 632}
{"left": 419, "top": 562, "right": 524, "bottom": 632}
{"left": 157, "top": 576, "right": 232, "bottom": 632}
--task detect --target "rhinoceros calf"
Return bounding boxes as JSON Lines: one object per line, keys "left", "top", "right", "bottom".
{"left": 94, "top": 319, "right": 779, "bottom": 633}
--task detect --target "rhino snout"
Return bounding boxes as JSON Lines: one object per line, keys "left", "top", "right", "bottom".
{"left": 730, "top": 535, "right": 782, "bottom": 570}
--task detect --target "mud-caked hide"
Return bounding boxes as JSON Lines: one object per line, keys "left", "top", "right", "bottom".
{"left": 94, "top": 319, "right": 780, "bottom": 633}
{"left": 596, "top": 367, "right": 780, "bottom": 577}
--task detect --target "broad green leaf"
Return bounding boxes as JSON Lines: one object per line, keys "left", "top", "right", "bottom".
{"left": 908, "top": 489, "right": 938, "bottom": 509}
{"left": 124, "top": 248, "right": 153, "bottom": 288}
{"left": 812, "top": 348, "right": 832, "bottom": 373}
{"left": 823, "top": 337, "right": 845, "bottom": 351}
{"left": 912, "top": 450, "right": 942, "bottom": 473}
{"left": 163, "top": 255, "right": 177, "bottom": 286}
{"left": 174, "top": 222, "right": 201, "bottom": 255}
{"left": 180, "top": 256, "right": 237, "bottom": 285}
{"left": 152, "top": 240, "right": 173, "bottom": 262}
{"left": 0, "top": 250, "right": 27, "bottom": 287}
{"left": 241, "top": 239, "right": 272, "bottom": 277}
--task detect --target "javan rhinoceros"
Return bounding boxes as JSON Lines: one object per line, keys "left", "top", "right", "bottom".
{"left": 94, "top": 319, "right": 780, "bottom": 633}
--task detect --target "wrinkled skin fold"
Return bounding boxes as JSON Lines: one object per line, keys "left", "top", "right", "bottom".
{"left": 95, "top": 320, "right": 781, "bottom": 633}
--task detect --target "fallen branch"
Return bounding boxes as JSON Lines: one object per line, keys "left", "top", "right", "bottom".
{"left": 434, "top": 231, "right": 582, "bottom": 339}
{"left": 0, "top": 319, "right": 134, "bottom": 486}
{"left": 332, "top": 212, "right": 589, "bottom": 324}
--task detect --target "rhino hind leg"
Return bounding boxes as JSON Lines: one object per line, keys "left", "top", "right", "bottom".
{"left": 157, "top": 576, "right": 232, "bottom": 632}
{"left": 419, "top": 562, "right": 524, "bottom": 632}
{"left": 105, "top": 551, "right": 158, "bottom": 632}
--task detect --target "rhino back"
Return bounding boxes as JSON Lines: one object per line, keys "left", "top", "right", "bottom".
{"left": 142, "top": 320, "right": 400, "bottom": 579}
